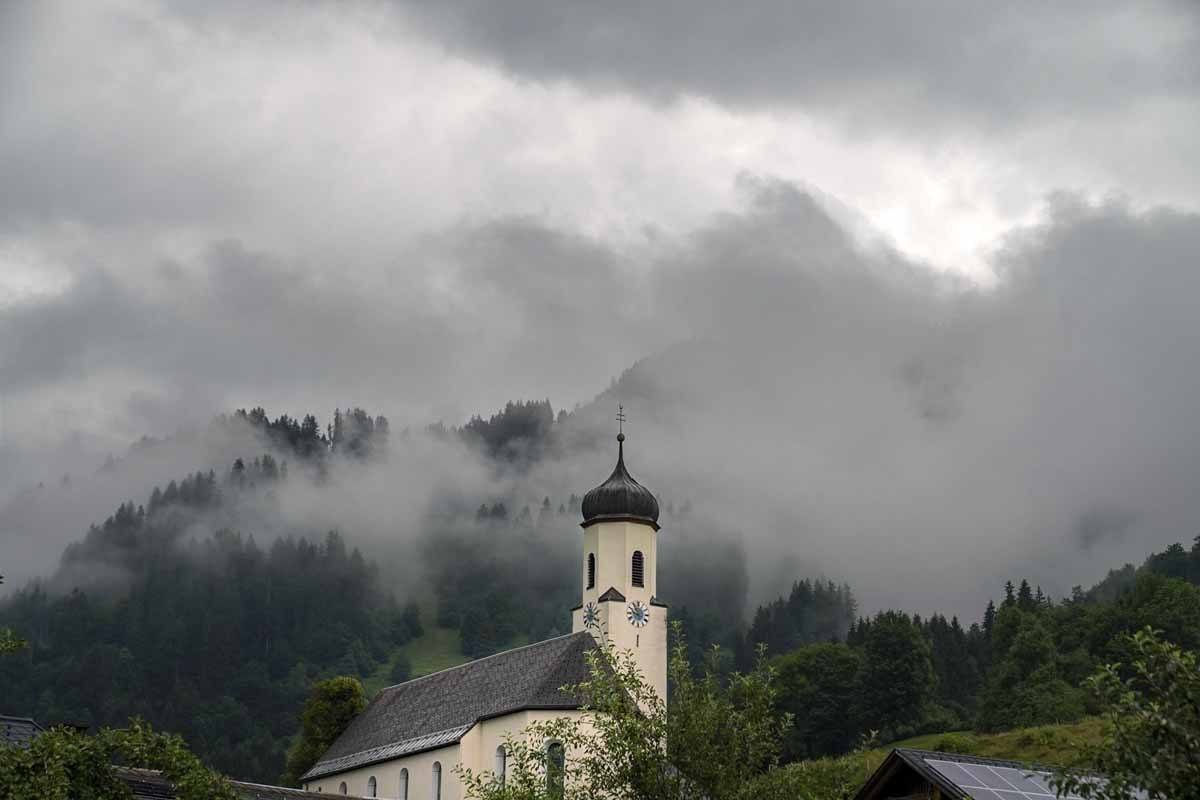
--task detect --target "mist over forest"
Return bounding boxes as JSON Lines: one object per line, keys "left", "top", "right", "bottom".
{"left": 5, "top": 393, "right": 1200, "bottom": 782}
{"left": 6, "top": 187, "right": 1200, "bottom": 622}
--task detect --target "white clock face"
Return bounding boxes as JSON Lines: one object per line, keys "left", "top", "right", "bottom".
{"left": 626, "top": 601, "right": 649, "bottom": 628}
{"left": 583, "top": 602, "right": 599, "bottom": 628}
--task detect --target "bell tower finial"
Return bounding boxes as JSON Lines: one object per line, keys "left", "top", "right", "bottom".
{"left": 616, "top": 404, "right": 626, "bottom": 441}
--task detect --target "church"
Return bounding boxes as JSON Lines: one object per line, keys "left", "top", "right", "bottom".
{"left": 300, "top": 431, "right": 668, "bottom": 799}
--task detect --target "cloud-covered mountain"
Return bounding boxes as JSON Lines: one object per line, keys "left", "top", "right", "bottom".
{"left": 7, "top": 180, "right": 1200, "bottom": 623}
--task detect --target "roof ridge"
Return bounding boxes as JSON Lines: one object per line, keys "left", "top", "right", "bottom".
{"left": 377, "top": 630, "right": 592, "bottom": 693}
{"left": 896, "top": 747, "right": 1059, "bottom": 773}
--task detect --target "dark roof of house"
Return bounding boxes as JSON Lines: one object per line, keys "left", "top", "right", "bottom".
{"left": 0, "top": 715, "right": 43, "bottom": 748}
{"left": 855, "top": 749, "right": 1135, "bottom": 800}
{"left": 581, "top": 434, "right": 659, "bottom": 529}
{"left": 302, "top": 630, "right": 598, "bottom": 782}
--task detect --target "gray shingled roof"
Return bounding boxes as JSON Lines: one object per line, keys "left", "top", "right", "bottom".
{"left": 114, "top": 768, "right": 177, "bottom": 800}
{"left": 0, "top": 715, "right": 43, "bottom": 748}
{"left": 302, "top": 631, "right": 597, "bottom": 781}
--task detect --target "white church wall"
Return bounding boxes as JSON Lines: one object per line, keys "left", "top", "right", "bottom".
{"left": 463, "top": 708, "right": 591, "bottom": 778}
{"left": 304, "top": 742, "right": 460, "bottom": 800}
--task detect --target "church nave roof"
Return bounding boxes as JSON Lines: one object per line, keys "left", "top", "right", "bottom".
{"left": 302, "top": 630, "right": 597, "bottom": 781}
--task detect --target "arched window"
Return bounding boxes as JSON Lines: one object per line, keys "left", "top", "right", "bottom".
{"left": 339, "top": 782, "right": 347, "bottom": 795}
{"left": 631, "top": 550, "right": 645, "bottom": 587}
{"left": 432, "top": 761, "right": 442, "bottom": 800}
{"left": 546, "top": 741, "right": 565, "bottom": 799}
{"left": 586, "top": 553, "right": 596, "bottom": 589}
{"left": 367, "top": 776, "right": 377, "bottom": 797}
{"left": 495, "top": 745, "right": 508, "bottom": 786}
{"left": 399, "top": 768, "right": 408, "bottom": 800}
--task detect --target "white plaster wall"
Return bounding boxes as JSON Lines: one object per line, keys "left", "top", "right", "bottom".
{"left": 464, "top": 709, "right": 591, "bottom": 777}
{"left": 304, "top": 743, "right": 460, "bottom": 800}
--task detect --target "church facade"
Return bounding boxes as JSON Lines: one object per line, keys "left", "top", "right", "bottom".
{"left": 301, "top": 433, "right": 666, "bottom": 799}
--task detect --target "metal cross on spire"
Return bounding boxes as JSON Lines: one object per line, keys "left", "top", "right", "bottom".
{"left": 616, "top": 404, "right": 626, "bottom": 436}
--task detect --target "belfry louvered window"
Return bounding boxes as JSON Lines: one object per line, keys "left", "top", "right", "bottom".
{"left": 632, "top": 550, "right": 645, "bottom": 587}
{"left": 587, "top": 553, "right": 596, "bottom": 589}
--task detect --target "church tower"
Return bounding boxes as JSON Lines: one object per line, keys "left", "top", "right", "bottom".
{"left": 572, "top": 421, "right": 667, "bottom": 705}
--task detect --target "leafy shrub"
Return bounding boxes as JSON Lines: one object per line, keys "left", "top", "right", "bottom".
{"left": 931, "top": 733, "right": 978, "bottom": 754}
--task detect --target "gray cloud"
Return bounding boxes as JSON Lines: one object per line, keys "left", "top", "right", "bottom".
{"left": 391, "top": 0, "right": 1199, "bottom": 128}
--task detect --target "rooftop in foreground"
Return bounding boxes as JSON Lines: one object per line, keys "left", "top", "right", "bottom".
{"left": 856, "top": 748, "right": 1141, "bottom": 800}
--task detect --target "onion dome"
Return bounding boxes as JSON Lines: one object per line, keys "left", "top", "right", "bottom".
{"left": 581, "top": 433, "right": 660, "bottom": 529}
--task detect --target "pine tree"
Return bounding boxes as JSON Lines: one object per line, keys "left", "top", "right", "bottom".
{"left": 1017, "top": 579, "right": 1035, "bottom": 612}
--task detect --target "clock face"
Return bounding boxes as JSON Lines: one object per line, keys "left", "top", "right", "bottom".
{"left": 583, "top": 602, "right": 599, "bottom": 628}
{"left": 626, "top": 601, "right": 649, "bottom": 628}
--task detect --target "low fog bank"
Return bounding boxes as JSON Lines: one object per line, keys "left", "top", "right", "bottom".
{"left": 523, "top": 185, "right": 1200, "bottom": 618}
{"left": 5, "top": 180, "right": 1200, "bottom": 622}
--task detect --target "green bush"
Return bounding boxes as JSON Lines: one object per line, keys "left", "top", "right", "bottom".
{"left": 749, "top": 754, "right": 875, "bottom": 800}
{"left": 0, "top": 718, "right": 237, "bottom": 800}
{"left": 931, "top": 733, "right": 978, "bottom": 754}
{"left": 1015, "top": 726, "right": 1056, "bottom": 748}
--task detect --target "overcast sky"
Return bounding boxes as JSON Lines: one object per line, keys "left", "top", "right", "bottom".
{"left": 2, "top": 0, "right": 1200, "bottom": 614}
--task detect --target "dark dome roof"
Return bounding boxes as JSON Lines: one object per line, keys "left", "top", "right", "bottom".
{"left": 581, "top": 434, "right": 660, "bottom": 529}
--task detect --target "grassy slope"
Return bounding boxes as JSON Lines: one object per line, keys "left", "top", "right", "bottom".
{"left": 778, "top": 718, "right": 1108, "bottom": 798}
{"left": 871, "top": 717, "right": 1106, "bottom": 768}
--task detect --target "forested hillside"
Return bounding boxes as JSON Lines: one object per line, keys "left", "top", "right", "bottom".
{"left": 0, "top": 465, "right": 420, "bottom": 780}
{"left": 767, "top": 538, "right": 1200, "bottom": 762}
{"left": 3, "top": 399, "right": 1200, "bottom": 784}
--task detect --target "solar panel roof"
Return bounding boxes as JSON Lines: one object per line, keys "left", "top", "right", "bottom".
{"left": 926, "top": 758, "right": 1081, "bottom": 800}
{"left": 881, "top": 750, "right": 1145, "bottom": 800}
